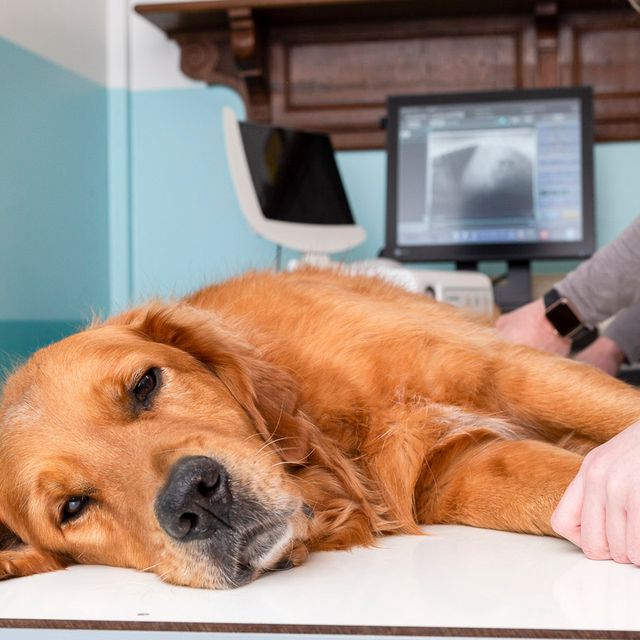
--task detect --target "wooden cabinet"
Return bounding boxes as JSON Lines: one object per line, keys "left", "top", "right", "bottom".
{"left": 135, "top": 0, "right": 640, "bottom": 149}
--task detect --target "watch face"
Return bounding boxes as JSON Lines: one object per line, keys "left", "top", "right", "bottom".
{"left": 546, "top": 300, "right": 581, "bottom": 336}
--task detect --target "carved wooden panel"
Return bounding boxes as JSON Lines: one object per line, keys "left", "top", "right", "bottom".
{"left": 559, "top": 11, "right": 640, "bottom": 141}
{"left": 268, "top": 16, "right": 532, "bottom": 148}
{"left": 286, "top": 36, "right": 519, "bottom": 107}
{"left": 135, "top": 0, "right": 640, "bottom": 149}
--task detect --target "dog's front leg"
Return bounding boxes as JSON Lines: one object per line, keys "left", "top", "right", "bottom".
{"left": 361, "top": 402, "right": 528, "bottom": 535}
{"left": 420, "top": 436, "right": 582, "bottom": 535}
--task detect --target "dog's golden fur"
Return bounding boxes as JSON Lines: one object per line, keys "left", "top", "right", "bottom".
{"left": 1, "top": 268, "right": 640, "bottom": 588}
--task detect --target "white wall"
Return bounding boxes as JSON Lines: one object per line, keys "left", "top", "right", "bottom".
{"left": 0, "top": 0, "right": 110, "bottom": 85}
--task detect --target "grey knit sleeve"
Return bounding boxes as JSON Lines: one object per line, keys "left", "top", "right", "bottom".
{"left": 554, "top": 216, "right": 640, "bottom": 324}
{"left": 603, "top": 304, "right": 640, "bottom": 364}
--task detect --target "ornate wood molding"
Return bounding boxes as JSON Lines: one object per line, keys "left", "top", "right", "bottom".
{"left": 135, "top": 0, "right": 640, "bottom": 149}
{"left": 227, "top": 8, "right": 270, "bottom": 120}
{"left": 534, "top": 1, "right": 560, "bottom": 86}
{"left": 175, "top": 30, "right": 243, "bottom": 92}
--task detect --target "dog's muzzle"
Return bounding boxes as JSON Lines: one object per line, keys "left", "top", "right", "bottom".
{"left": 154, "top": 455, "right": 296, "bottom": 587}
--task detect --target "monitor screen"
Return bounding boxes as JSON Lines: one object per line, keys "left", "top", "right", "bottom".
{"left": 385, "top": 88, "right": 595, "bottom": 262}
{"left": 239, "top": 121, "right": 355, "bottom": 226}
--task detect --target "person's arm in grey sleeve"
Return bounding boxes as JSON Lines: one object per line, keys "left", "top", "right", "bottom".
{"left": 603, "top": 304, "right": 640, "bottom": 364}
{"left": 555, "top": 216, "right": 640, "bottom": 324}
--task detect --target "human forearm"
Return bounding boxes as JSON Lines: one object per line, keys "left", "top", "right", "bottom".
{"left": 555, "top": 216, "right": 640, "bottom": 323}
{"left": 603, "top": 304, "right": 640, "bottom": 364}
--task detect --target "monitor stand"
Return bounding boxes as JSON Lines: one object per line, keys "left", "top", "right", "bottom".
{"left": 456, "top": 260, "right": 532, "bottom": 313}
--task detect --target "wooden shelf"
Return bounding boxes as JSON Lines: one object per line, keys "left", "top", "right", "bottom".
{"left": 135, "top": 0, "right": 640, "bottom": 149}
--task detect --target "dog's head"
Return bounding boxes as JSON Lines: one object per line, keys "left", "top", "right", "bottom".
{"left": 0, "top": 303, "right": 317, "bottom": 588}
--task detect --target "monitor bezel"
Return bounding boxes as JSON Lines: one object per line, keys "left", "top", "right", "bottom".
{"left": 384, "top": 87, "right": 595, "bottom": 263}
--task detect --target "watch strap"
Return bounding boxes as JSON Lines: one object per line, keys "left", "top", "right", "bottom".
{"left": 543, "top": 288, "right": 592, "bottom": 341}
{"left": 543, "top": 288, "right": 561, "bottom": 309}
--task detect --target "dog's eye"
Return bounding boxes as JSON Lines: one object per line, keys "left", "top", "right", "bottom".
{"left": 132, "top": 368, "right": 160, "bottom": 408}
{"left": 61, "top": 496, "right": 90, "bottom": 524}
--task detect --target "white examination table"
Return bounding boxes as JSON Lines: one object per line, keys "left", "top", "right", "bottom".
{"left": 1, "top": 525, "right": 638, "bottom": 639}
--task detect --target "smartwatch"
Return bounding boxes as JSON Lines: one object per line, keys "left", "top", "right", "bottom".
{"left": 543, "top": 288, "right": 592, "bottom": 340}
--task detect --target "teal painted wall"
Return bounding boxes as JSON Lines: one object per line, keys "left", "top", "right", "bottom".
{"left": 593, "top": 142, "right": 640, "bottom": 244}
{"left": 0, "top": 38, "right": 109, "bottom": 371}
{"left": 129, "top": 89, "right": 640, "bottom": 293}
{"left": 2, "top": 46, "right": 640, "bottom": 371}
{"left": 129, "top": 87, "right": 278, "bottom": 302}
{"left": 107, "top": 88, "right": 132, "bottom": 314}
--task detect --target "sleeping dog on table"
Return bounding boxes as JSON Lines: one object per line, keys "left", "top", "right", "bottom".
{"left": 1, "top": 268, "right": 639, "bottom": 588}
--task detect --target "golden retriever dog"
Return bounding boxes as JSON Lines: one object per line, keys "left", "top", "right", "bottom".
{"left": 1, "top": 268, "right": 640, "bottom": 589}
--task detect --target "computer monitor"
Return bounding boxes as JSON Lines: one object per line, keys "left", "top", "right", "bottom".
{"left": 223, "top": 108, "right": 366, "bottom": 263}
{"left": 384, "top": 87, "right": 595, "bottom": 310}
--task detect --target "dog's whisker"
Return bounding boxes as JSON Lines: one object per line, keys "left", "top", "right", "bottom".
{"left": 253, "top": 434, "right": 294, "bottom": 457}
{"left": 240, "top": 432, "right": 263, "bottom": 444}
{"left": 156, "top": 570, "right": 172, "bottom": 583}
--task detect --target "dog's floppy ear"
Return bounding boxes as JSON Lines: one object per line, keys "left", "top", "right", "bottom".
{"left": 0, "top": 521, "right": 67, "bottom": 580}
{"left": 110, "top": 303, "right": 312, "bottom": 465}
{"left": 238, "top": 357, "right": 314, "bottom": 466}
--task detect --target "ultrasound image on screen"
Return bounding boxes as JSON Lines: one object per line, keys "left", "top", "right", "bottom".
{"left": 428, "top": 129, "right": 535, "bottom": 223}
{"left": 394, "top": 97, "right": 584, "bottom": 248}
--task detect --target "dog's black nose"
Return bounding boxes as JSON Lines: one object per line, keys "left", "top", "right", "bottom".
{"left": 155, "top": 456, "right": 232, "bottom": 541}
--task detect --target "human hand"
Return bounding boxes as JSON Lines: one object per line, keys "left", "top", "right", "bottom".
{"left": 551, "top": 420, "right": 640, "bottom": 564}
{"left": 495, "top": 298, "right": 571, "bottom": 356}
{"left": 574, "top": 335, "right": 626, "bottom": 376}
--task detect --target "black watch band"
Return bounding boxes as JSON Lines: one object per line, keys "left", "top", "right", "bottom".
{"left": 543, "top": 288, "right": 563, "bottom": 309}
{"left": 543, "top": 288, "right": 592, "bottom": 341}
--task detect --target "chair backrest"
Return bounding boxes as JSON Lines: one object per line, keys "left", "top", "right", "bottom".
{"left": 222, "top": 108, "right": 366, "bottom": 257}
